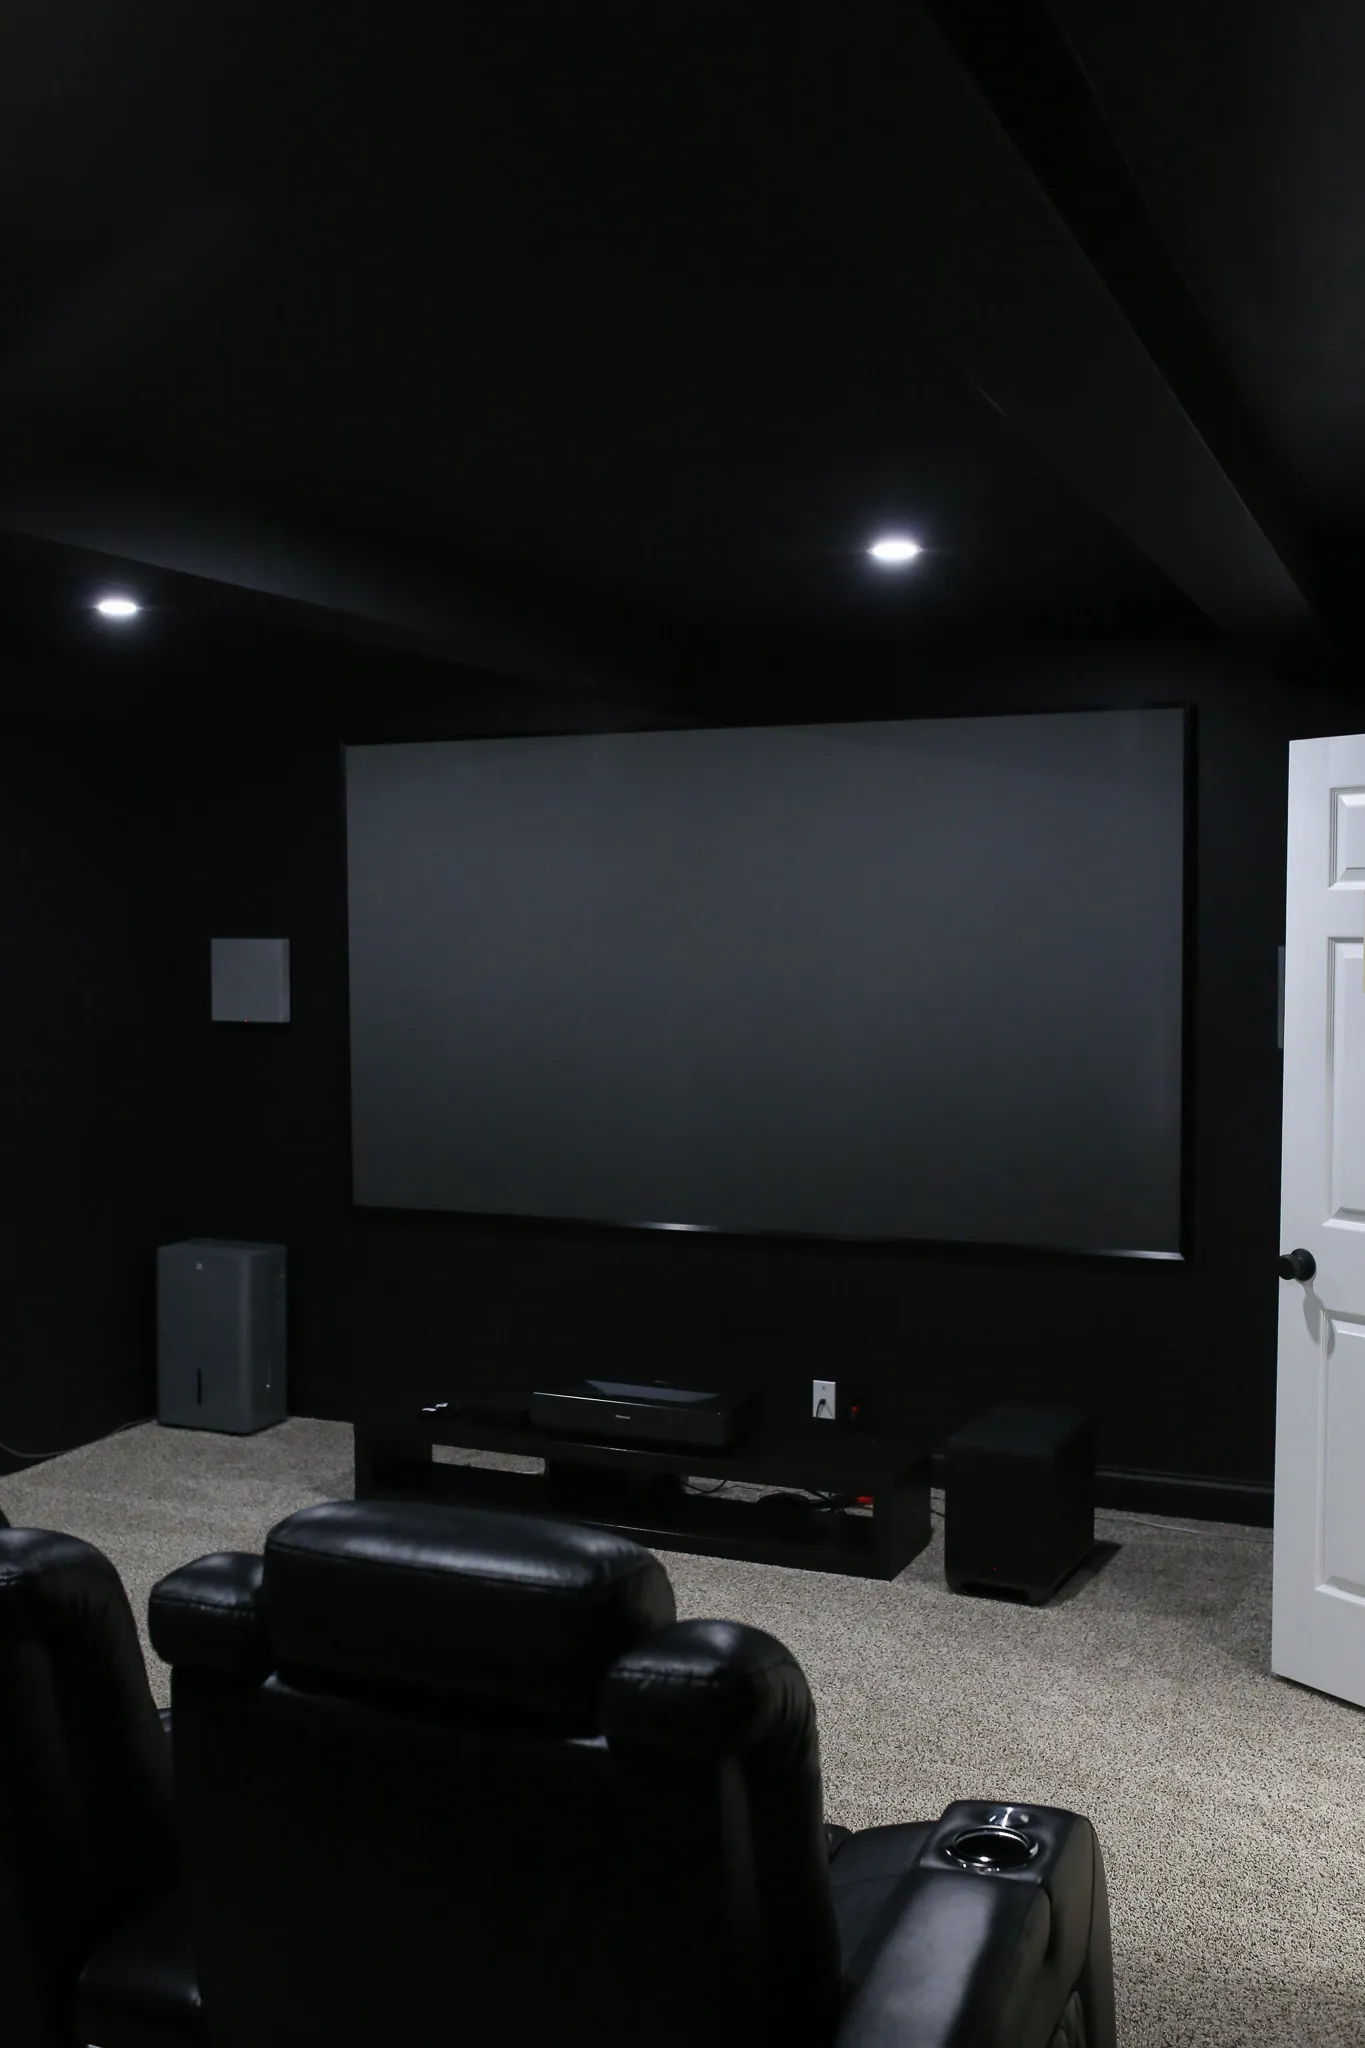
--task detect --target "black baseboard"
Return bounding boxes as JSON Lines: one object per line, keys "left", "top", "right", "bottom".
{"left": 928, "top": 1450, "right": 1272, "bottom": 1528}
{"left": 1096, "top": 1464, "right": 1272, "bottom": 1529}
{"left": 0, "top": 1406, "right": 1272, "bottom": 1534}
{"left": 289, "top": 1386, "right": 357, "bottom": 1425}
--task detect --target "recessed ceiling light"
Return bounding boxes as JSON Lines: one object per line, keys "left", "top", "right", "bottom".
{"left": 94, "top": 595, "right": 140, "bottom": 618}
{"left": 868, "top": 537, "right": 922, "bottom": 565}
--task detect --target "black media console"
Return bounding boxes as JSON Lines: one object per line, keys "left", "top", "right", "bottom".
{"left": 353, "top": 1398, "right": 931, "bottom": 1580}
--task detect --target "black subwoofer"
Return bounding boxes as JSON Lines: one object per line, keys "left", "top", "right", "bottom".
{"left": 943, "top": 1405, "right": 1095, "bottom": 1606}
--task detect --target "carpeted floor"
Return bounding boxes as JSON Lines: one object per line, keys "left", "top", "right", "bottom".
{"left": 3, "top": 1418, "right": 1363, "bottom": 2047}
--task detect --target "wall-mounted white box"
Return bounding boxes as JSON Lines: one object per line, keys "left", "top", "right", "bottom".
{"left": 211, "top": 938, "right": 291, "bottom": 1023}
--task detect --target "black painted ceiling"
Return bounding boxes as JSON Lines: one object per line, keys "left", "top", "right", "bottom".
{"left": 1050, "top": 0, "right": 1365, "bottom": 577}
{"left": 0, "top": 0, "right": 1359, "bottom": 715}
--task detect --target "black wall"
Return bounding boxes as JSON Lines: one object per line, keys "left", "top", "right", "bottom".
{"left": 0, "top": 718, "right": 170, "bottom": 1478}
{"left": 0, "top": 641, "right": 1355, "bottom": 1514}
{"left": 145, "top": 639, "right": 1362, "bottom": 1524}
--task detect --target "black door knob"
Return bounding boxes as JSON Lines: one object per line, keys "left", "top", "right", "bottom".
{"left": 1278, "top": 1248, "right": 1316, "bottom": 1282}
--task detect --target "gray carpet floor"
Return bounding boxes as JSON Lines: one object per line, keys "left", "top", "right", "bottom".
{"left": 3, "top": 1418, "right": 1363, "bottom": 2047}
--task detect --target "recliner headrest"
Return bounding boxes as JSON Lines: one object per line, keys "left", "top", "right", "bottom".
{"left": 156, "top": 1499, "right": 677, "bottom": 1726}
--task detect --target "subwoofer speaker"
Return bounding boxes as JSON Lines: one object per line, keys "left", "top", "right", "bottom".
{"left": 943, "top": 1404, "right": 1094, "bottom": 1605}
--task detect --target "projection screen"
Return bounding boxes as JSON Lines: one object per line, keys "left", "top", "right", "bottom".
{"left": 345, "top": 708, "right": 1186, "bottom": 1254}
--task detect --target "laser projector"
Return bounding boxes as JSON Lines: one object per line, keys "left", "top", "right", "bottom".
{"left": 529, "top": 1379, "right": 758, "bottom": 1451}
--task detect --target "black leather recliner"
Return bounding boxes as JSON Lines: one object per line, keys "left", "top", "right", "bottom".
{"left": 150, "top": 1499, "right": 1117, "bottom": 2048}
{"left": 0, "top": 1524, "right": 202, "bottom": 2048}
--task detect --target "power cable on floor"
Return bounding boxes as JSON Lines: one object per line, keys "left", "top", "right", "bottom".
{"left": 0, "top": 1418, "right": 147, "bottom": 1464}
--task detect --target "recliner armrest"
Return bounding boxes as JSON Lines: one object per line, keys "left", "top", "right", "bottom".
{"left": 835, "top": 1805, "right": 1115, "bottom": 2048}
{"left": 835, "top": 1867, "right": 1051, "bottom": 2048}
{"left": 149, "top": 1552, "right": 270, "bottom": 1679}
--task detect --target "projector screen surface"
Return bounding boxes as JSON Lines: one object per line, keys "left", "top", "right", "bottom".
{"left": 345, "top": 709, "right": 1185, "bottom": 1253}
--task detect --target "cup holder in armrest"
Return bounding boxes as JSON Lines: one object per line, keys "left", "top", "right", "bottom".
{"left": 942, "top": 1826, "right": 1040, "bottom": 1872}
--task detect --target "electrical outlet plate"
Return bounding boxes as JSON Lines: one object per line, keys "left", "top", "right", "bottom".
{"left": 813, "top": 1378, "right": 837, "bottom": 1420}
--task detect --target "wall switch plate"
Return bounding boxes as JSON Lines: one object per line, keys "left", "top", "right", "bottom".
{"left": 813, "top": 1378, "right": 837, "bottom": 1420}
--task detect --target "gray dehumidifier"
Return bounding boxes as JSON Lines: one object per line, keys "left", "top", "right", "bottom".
{"left": 157, "top": 1240, "right": 287, "bottom": 1433}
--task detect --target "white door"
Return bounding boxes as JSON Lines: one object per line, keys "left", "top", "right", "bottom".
{"left": 1274, "top": 732, "right": 1365, "bottom": 1709}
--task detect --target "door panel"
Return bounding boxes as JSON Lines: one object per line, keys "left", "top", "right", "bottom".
{"left": 1275, "top": 734, "right": 1365, "bottom": 1708}
{"left": 1328, "top": 941, "right": 1365, "bottom": 1224}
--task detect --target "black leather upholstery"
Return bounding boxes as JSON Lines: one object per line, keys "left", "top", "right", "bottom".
{"left": 147, "top": 1550, "right": 270, "bottom": 1677}
{"left": 825, "top": 1821, "right": 936, "bottom": 1976}
{"left": 601, "top": 1615, "right": 843, "bottom": 2038}
{"left": 265, "top": 1496, "right": 678, "bottom": 1718}
{"left": 835, "top": 1802, "right": 1116, "bottom": 2048}
{"left": 150, "top": 1498, "right": 1117, "bottom": 2048}
{"left": 0, "top": 1526, "right": 195, "bottom": 2048}
{"left": 75, "top": 1887, "right": 204, "bottom": 2047}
